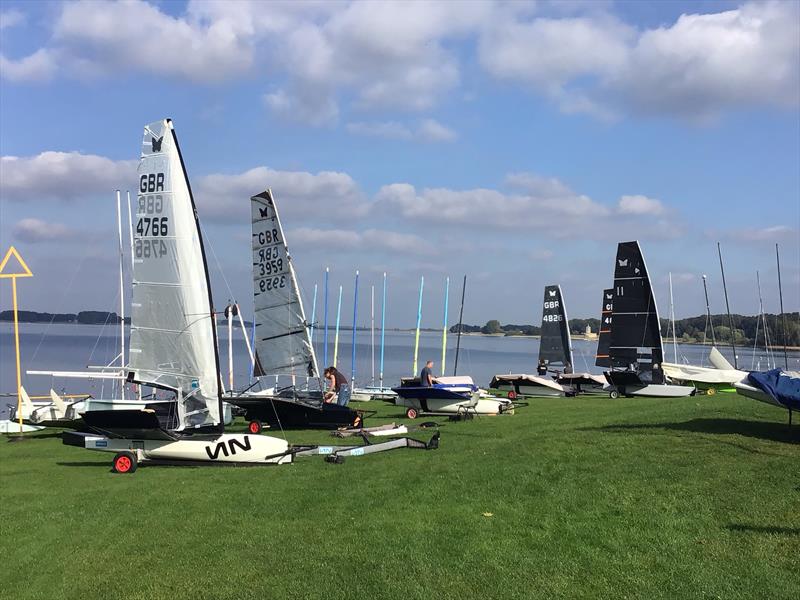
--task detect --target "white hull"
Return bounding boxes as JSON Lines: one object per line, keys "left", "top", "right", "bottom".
{"left": 493, "top": 382, "right": 564, "bottom": 398}
{"left": 662, "top": 362, "right": 747, "bottom": 386}
{"left": 625, "top": 384, "right": 696, "bottom": 398}
{"left": 734, "top": 381, "right": 784, "bottom": 409}
{"left": 0, "top": 420, "right": 45, "bottom": 434}
{"left": 79, "top": 433, "right": 292, "bottom": 464}
{"left": 395, "top": 393, "right": 510, "bottom": 415}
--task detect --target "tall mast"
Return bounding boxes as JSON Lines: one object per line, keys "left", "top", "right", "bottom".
{"left": 776, "top": 244, "right": 789, "bottom": 369}
{"left": 323, "top": 268, "right": 329, "bottom": 367}
{"left": 701, "top": 274, "right": 716, "bottom": 347}
{"left": 370, "top": 284, "right": 375, "bottom": 386}
{"left": 226, "top": 303, "right": 234, "bottom": 391}
{"left": 333, "top": 285, "right": 342, "bottom": 368}
{"left": 453, "top": 275, "right": 466, "bottom": 376}
{"left": 116, "top": 190, "right": 125, "bottom": 400}
{"left": 351, "top": 270, "right": 359, "bottom": 388}
{"left": 717, "top": 242, "right": 738, "bottom": 369}
{"left": 126, "top": 191, "right": 134, "bottom": 272}
{"left": 412, "top": 276, "right": 424, "bottom": 376}
{"left": 755, "top": 271, "right": 773, "bottom": 369}
{"left": 668, "top": 272, "right": 677, "bottom": 363}
{"left": 441, "top": 276, "right": 450, "bottom": 374}
{"left": 379, "top": 272, "right": 387, "bottom": 388}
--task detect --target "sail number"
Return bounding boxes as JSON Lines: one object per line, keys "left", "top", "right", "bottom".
{"left": 259, "top": 276, "right": 286, "bottom": 292}
{"left": 136, "top": 217, "right": 170, "bottom": 237}
{"left": 135, "top": 239, "right": 168, "bottom": 259}
{"left": 543, "top": 314, "right": 563, "bottom": 322}
{"left": 257, "top": 259, "right": 284, "bottom": 277}
{"left": 257, "top": 228, "right": 281, "bottom": 245}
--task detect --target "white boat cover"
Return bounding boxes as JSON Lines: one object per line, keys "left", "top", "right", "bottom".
{"left": 251, "top": 190, "right": 318, "bottom": 379}
{"left": 662, "top": 347, "right": 747, "bottom": 385}
{"left": 128, "top": 119, "right": 221, "bottom": 430}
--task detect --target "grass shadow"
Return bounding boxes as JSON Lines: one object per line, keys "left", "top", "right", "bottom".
{"left": 727, "top": 524, "right": 800, "bottom": 535}
{"left": 56, "top": 461, "right": 111, "bottom": 468}
{"left": 582, "top": 418, "right": 798, "bottom": 444}
{"left": 5, "top": 432, "right": 64, "bottom": 441}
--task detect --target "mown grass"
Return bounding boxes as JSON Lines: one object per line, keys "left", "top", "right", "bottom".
{"left": 1, "top": 394, "right": 798, "bottom": 600}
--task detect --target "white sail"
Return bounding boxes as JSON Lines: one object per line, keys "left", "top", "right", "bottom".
{"left": 251, "top": 190, "right": 318, "bottom": 379}
{"left": 128, "top": 119, "right": 221, "bottom": 430}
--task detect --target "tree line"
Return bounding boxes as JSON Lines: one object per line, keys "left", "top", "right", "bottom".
{"left": 451, "top": 312, "right": 800, "bottom": 347}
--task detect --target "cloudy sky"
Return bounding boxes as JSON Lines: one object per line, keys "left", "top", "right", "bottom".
{"left": 0, "top": 0, "right": 798, "bottom": 328}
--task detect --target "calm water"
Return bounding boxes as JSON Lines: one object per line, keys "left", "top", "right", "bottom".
{"left": 2, "top": 323, "right": 798, "bottom": 418}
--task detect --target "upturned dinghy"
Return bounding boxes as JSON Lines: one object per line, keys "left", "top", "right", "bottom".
{"left": 603, "top": 241, "right": 695, "bottom": 398}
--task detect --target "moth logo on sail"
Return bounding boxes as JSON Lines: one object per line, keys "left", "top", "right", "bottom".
{"left": 618, "top": 259, "right": 629, "bottom": 267}
{"left": 151, "top": 136, "right": 164, "bottom": 152}
{"left": 205, "top": 436, "right": 252, "bottom": 460}
{"left": 140, "top": 173, "right": 165, "bottom": 193}
{"left": 259, "top": 207, "right": 271, "bottom": 218}
{"left": 548, "top": 290, "right": 557, "bottom": 297}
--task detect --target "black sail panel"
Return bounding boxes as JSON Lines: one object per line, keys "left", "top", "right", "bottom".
{"left": 607, "top": 241, "right": 665, "bottom": 383}
{"left": 595, "top": 288, "right": 613, "bottom": 367}
{"left": 538, "top": 285, "right": 573, "bottom": 370}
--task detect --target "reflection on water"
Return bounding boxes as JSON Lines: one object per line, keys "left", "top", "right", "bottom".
{"left": 2, "top": 322, "right": 798, "bottom": 418}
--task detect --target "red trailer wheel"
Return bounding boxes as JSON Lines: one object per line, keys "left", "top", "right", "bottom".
{"left": 507, "top": 390, "right": 517, "bottom": 400}
{"left": 248, "top": 420, "right": 263, "bottom": 434}
{"left": 406, "top": 407, "right": 418, "bottom": 419}
{"left": 112, "top": 451, "right": 137, "bottom": 474}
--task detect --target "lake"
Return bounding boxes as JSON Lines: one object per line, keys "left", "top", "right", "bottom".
{"left": 2, "top": 322, "right": 798, "bottom": 418}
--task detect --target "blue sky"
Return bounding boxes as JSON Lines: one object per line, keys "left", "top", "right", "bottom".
{"left": 0, "top": 0, "right": 798, "bottom": 328}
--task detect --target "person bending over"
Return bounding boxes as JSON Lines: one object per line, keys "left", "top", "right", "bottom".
{"left": 323, "top": 366, "right": 348, "bottom": 402}
{"left": 420, "top": 360, "right": 437, "bottom": 387}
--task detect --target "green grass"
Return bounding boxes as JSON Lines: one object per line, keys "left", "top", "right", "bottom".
{"left": 1, "top": 395, "right": 798, "bottom": 600}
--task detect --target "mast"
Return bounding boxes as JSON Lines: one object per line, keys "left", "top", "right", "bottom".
{"left": 309, "top": 283, "right": 318, "bottom": 345}
{"left": 226, "top": 303, "right": 234, "bottom": 391}
{"left": 453, "top": 275, "right": 466, "bottom": 376}
{"left": 370, "top": 284, "right": 375, "bottom": 386}
{"left": 441, "top": 276, "right": 450, "bottom": 374}
{"left": 126, "top": 191, "right": 134, "bottom": 272}
{"left": 235, "top": 304, "right": 255, "bottom": 371}
{"left": 379, "top": 272, "right": 387, "bottom": 388}
{"left": 668, "top": 272, "right": 677, "bottom": 363}
{"left": 334, "top": 285, "right": 342, "bottom": 368}
{"left": 351, "top": 270, "right": 359, "bottom": 388}
{"left": 701, "top": 274, "right": 716, "bottom": 346}
{"left": 323, "top": 268, "right": 329, "bottom": 367}
{"left": 776, "top": 244, "right": 789, "bottom": 369}
{"left": 412, "top": 276, "right": 424, "bottom": 376}
{"left": 756, "top": 271, "right": 774, "bottom": 369}
{"left": 717, "top": 242, "right": 738, "bottom": 369}
{"left": 116, "top": 190, "right": 125, "bottom": 400}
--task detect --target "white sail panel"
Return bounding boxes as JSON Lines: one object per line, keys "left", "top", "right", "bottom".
{"left": 128, "top": 119, "right": 221, "bottom": 430}
{"left": 252, "top": 190, "right": 318, "bottom": 378}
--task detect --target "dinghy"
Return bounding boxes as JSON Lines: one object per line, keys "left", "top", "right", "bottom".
{"left": 603, "top": 241, "right": 696, "bottom": 398}
{"left": 63, "top": 119, "right": 438, "bottom": 472}
{"left": 663, "top": 347, "right": 747, "bottom": 394}
{"left": 490, "top": 285, "right": 604, "bottom": 397}
{"left": 735, "top": 369, "right": 800, "bottom": 419}
{"left": 226, "top": 190, "right": 361, "bottom": 431}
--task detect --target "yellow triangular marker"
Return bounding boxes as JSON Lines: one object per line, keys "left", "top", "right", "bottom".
{"left": 0, "top": 246, "right": 33, "bottom": 278}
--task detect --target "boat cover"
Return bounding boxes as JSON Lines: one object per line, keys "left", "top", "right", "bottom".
{"left": 746, "top": 369, "right": 800, "bottom": 410}
{"left": 490, "top": 374, "right": 564, "bottom": 393}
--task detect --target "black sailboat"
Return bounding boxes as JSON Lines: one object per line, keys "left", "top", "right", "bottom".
{"left": 603, "top": 241, "right": 695, "bottom": 398}
{"left": 594, "top": 289, "right": 613, "bottom": 368}
{"left": 490, "top": 285, "right": 574, "bottom": 397}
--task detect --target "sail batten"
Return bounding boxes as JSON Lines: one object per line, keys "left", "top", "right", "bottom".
{"left": 251, "top": 190, "right": 318, "bottom": 380}
{"left": 127, "top": 119, "right": 221, "bottom": 430}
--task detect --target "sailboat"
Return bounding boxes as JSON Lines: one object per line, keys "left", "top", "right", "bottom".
{"left": 62, "top": 118, "right": 298, "bottom": 470}
{"left": 603, "top": 241, "right": 696, "bottom": 398}
{"left": 226, "top": 190, "right": 362, "bottom": 431}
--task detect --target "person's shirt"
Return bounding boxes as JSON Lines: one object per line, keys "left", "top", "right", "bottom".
{"left": 537, "top": 363, "right": 547, "bottom": 375}
{"left": 333, "top": 370, "right": 348, "bottom": 392}
{"left": 420, "top": 366, "right": 433, "bottom": 387}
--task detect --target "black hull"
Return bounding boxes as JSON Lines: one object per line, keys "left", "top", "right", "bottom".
{"left": 229, "top": 397, "right": 361, "bottom": 429}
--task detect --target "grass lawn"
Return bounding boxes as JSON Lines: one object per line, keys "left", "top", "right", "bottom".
{"left": 1, "top": 394, "right": 798, "bottom": 600}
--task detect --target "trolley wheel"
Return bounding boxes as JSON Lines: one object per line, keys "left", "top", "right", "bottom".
{"left": 112, "top": 451, "right": 137, "bottom": 474}
{"left": 248, "top": 420, "right": 263, "bottom": 434}
{"left": 507, "top": 390, "right": 517, "bottom": 400}
{"left": 609, "top": 390, "right": 619, "bottom": 399}
{"left": 406, "top": 407, "right": 419, "bottom": 419}
{"left": 706, "top": 387, "right": 716, "bottom": 396}
{"left": 325, "top": 454, "right": 345, "bottom": 464}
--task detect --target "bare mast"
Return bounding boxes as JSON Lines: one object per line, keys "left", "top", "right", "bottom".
{"left": 717, "top": 242, "right": 738, "bottom": 370}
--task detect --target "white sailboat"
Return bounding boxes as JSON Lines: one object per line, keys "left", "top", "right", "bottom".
{"left": 63, "top": 119, "right": 293, "bottom": 470}
{"left": 226, "top": 190, "right": 362, "bottom": 430}
{"left": 603, "top": 241, "right": 696, "bottom": 398}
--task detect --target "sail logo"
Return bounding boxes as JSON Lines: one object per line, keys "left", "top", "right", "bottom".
{"left": 548, "top": 290, "right": 557, "bottom": 297}
{"left": 205, "top": 436, "right": 252, "bottom": 460}
{"left": 259, "top": 207, "right": 271, "bottom": 218}
{"left": 605, "top": 293, "right": 613, "bottom": 300}
{"left": 140, "top": 173, "right": 165, "bottom": 193}
{"left": 618, "top": 259, "right": 629, "bottom": 267}
{"left": 151, "top": 136, "right": 164, "bottom": 152}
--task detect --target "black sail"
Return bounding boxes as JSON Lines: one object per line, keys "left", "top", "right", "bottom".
{"left": 595, "top": 288, "right": 613, "bottom": 367}
{"left": 538, "top": 285, "right": 573, "bottom": 371}
{"left": 607, "top": 241, "right": 665, "bottom": 383}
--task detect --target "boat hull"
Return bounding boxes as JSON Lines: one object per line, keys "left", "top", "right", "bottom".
{"left": 489, "top": 374, "right": 566, "bottom": 397}
{"left": 228, "top": 396, "right": 361, "bottom": 429}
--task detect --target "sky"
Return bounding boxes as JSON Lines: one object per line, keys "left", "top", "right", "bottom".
{"left": 0, "top": 0, "right": 798, "bottom": 329}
